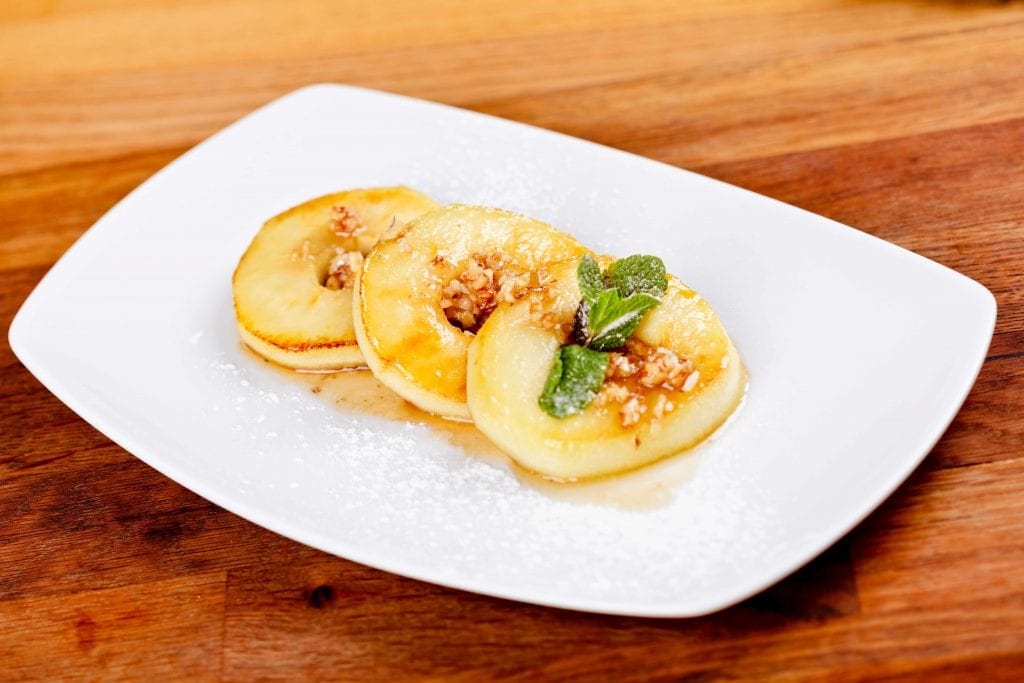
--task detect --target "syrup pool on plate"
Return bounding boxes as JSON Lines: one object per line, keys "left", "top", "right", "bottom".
{"left": 288, "top": 366, "right": 710, "bottom": 510}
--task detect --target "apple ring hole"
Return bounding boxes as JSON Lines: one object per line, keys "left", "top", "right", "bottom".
{"left": 320, "top": 249, "right": 362, "bottom": 291}
{"left": 438, "top": 251, "right": 535, "bottom": 334}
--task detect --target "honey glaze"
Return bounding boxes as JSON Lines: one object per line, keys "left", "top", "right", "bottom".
{"left": 291, "top": 367, "right": 707, "bottom": 510}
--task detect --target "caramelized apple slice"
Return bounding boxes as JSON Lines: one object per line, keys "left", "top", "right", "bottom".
{"left": 233, "top": 186, "right": 439, "bottom": 370}
{"left": 466, "top": 257, "right": 745, "bottom": 480}
{"left": 354, "top": 205, "right": 589, "bottom": 419}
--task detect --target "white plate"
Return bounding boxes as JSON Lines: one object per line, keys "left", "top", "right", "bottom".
{"left": 9, "top": 85, "right": 995, "bottom": 617}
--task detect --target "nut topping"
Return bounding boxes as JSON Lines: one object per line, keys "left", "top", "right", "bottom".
{"left": 440, "top": 252, "right": 533, "bottom": 333}
{"left": 324, "top": 249, "right": 363, "bottom": 290}
{"left": 597, "top": 339, "right": 696, "bottom": 427}
{"left": 329, "top": 205, "right": 366, "bottom": 238}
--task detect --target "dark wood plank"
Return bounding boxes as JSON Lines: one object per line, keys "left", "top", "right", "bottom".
{"left": 0, "top": 433, "right": 314, "bottom": 603}
{"left": 0, "top": 148, "right": 180, "bottom": 272}
{"left": 221, "top": 542, "right": 860, "bottom": 681}
{"left": 0, "top": 572, "right": 226, "bottom": 681}
{"left": 853, "top": 457, "right": 1024, "bottom": 615}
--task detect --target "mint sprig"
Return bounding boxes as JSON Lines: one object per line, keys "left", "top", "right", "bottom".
{"left": 577, "top": 288, "right": 661, "bottom": 351}
{"left": 538, "top": 254, "right": 668, "bottom": 418}
{"left": 573, "top": 254, "right": 667, "bottom": 351}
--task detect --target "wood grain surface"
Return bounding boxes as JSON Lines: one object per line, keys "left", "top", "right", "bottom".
{"left": 2, "top": 1, "right": 1023, "bottom": 680}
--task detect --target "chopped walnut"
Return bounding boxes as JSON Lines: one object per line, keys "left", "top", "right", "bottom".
{"left": 595, "top": 381, "right": 631, "bottom": 405}
{"left": 682, "top": 370, "right": 701, "bottom": 393}
{"left": 527, "top": 279, "right": 572, "bottom": 337}
{"left": 329, "top": 205, "right": 366, "bottom": 238}
{"left": 608, "top": 339, "right": 694, "bottom": 392}
{"left": 597, "top": 339, "right": 695, "bottom": 427}
{"left": 619, "top": 394, "right": 647, "bottom": 428}
{"left": 527, "top": 310, "right": 572, "bottom": 340}
{"left": 651, "top": 393, "right": 675, "bottom": 420}
{"left": 440, "top": 252, "right": 532, "bottom": 333}
{"left": 498, "top": 270, "right": 532, "bottom": 304}
{"left": 607, "top": 352, "right": 640, "bottom": 381}
{"left": 324, "top": 249, "right": 363, "bottom": 290}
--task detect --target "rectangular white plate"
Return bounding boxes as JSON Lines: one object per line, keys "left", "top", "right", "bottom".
{"left": 9, "top": 85, "right": 995, "bottom": 617}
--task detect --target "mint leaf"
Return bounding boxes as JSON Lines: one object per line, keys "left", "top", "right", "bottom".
{"left": 607, "top": 255, "right": 667, "bottom": 298}
{"left": 538, "top": 344, "right": 609, "bottom": 418}
{"left": 577, "top": 254, "right": 604, "bottom": 303}
{"left": 586, "top": 289, "right": 661, "bottom": 351}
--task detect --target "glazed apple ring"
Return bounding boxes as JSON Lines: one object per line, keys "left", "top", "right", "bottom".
{"left": 466, "top": 256, "right": 745, "bottom": 480}
{"left": 354, "top": 205, "right": 590, "bottom": 420}
{"left": 233, "top": 186, "right": 439, "bottom": 370}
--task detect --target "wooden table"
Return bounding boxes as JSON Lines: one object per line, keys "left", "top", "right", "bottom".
{"left": 3, "top": 1, "right": 1023, "bottom": 679}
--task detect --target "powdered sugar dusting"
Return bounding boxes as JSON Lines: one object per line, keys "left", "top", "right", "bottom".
{"left": 403, "top": 126, "right": 631, "bottom": 254}
{"left": 191, "top": 322, "right": 774, "bottom": 608}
